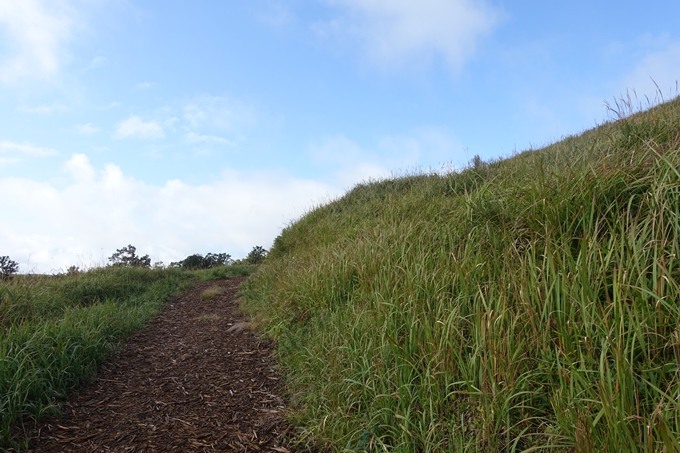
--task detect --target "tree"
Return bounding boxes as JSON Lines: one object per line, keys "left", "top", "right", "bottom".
{"left": 171, "top": 252, "right": 232, "bottom": 270}
{"left": 245, "top": 246, "right": 268, "bottom": 265}
{"left": 178, "top": 254, "right": 205, "bottom": 270}
{"left": 0, "top": 256, "right": 19, "bottom": 279}
{"left": 67, "top": 265, "right": 81, "bottom": 276}
{"left": 108, "top": 245, "right": 151, "bottom": 268}
{"left": 204, "top": 252, "right": 232, "bottom": 268}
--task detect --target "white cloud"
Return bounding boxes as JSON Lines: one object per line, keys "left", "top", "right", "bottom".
{"left": 186, "top": 132, "right": 233, "bottom": 145}
{"left": 183, "top": 95, "right": 256, "bottom": 131}
{"left": 0, "top": 140, "right": 57, "bottom": 157}
{"left": 164, "top": 117, "right": 179, "bottom": 128}
{"left": 0, "top": 157, "right": 20, "bottom": 167}
{"left": 620, "top": 41, "right": 680, "bottom": 105}
{"left": 310, "top": 129, "right": 463, "bottom": 187}
{"left": 115, "top": 116, "right": 165, "bottom": 139}
{"left": 135, "top": 82, "right": 152, "bottom": 90}
{"left": 388, "top": 127, "right": 462, "bottom": 168}
{"left": 20, "top": 104, "right": 68, "bottom": 114}
{"left": 64, "top": 153, "right": 95, "bottom": 183}
{"left": 256, "top": 1, "right": 295, "bottom": 28}
{"left": 0, "top": 0, "right": 76, "bottom": 84}
{"left": 76, "top": 123, "right": 99, "bottom": 135}
{"left": 99, "top": 101, "right": 121, "bottom": 110}
{"left": 84, "top": 55, "right": 106, "bottom": 70}
{"left": 0, "top": 155, "right": 338, "bottom": 273}
{"left": 315, "top": 0, "right": 504, "bottom": 71}
{"left": 310, "top": 135, "right": 399, "bottom": 187}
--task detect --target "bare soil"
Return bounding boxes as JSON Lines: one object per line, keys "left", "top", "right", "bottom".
{"left": 22, "top": 277, "right": 293, "bottom": 452}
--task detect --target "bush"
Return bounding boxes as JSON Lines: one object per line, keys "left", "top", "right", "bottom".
{"left": 0, "top": 256, "right": 18, "bottom": 279}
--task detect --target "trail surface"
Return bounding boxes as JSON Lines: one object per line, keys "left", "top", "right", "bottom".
{"left": 24, "top": 277, "right": 292, "bottom": 452}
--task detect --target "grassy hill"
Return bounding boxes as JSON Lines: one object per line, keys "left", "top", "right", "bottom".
{"left": 241, "top": 96, "right": 680, "bottom": 452}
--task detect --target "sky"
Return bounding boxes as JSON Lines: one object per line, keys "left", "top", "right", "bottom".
{"left": 1, "top": 0, "right": 680, "bottom": 273}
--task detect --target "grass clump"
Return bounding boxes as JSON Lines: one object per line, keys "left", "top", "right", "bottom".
{"left": 201, "top": 286, "right": 225, "bottom": 300}
{"left": 0, "top": 266, "right": 190, "bottom": 449}
{"left": 241, "top": 96, "right": 680, "bottom": 451}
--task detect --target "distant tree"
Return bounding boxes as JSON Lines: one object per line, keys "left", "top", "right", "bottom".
{"left": 171, "top": 252, "right": 232, "bottom": 270}
{"left": 245, "top": 246, "right": 268, "bottom": 265}
{"left": 0, "top": 256, "right": 19, "bottom": 279}
{"left": 470, "top": 154, "right": 484, "bottom": 170}
{"left": 66, "top": 265, "right": 81, "bottom": 276}
{"left": 179, "top": 254, "right": 205, "bottom": 270}
{"left": 108, "top": 245, "right": 151, "bottom": 268}
{"left": 205, "top": 252, "right": 232, "bottom": 268}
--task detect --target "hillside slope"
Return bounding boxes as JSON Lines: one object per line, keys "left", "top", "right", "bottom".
{"left": 241, "top": 97, "right": 680, "bottom": 452}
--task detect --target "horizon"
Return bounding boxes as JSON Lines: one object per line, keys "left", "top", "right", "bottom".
{"left": 2, "top": 0, "right": 680, "bottom": 273}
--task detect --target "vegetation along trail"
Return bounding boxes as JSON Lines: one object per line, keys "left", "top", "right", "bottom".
{"left": 19, "top": 277, "right": 292, "bottom": 452}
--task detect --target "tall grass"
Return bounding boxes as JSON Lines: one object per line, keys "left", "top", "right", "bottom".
{"left": 241, "top": 96, "right": 680, "bottom": 451}
{"left": 0, "top": 266, "right": 190, "bottom": 449}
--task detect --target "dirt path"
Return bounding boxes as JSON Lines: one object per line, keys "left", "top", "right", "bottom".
{"left": 23, "top": 277, "right": 292, "bottom": 452}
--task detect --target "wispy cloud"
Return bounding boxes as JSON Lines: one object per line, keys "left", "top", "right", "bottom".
{"left": 75, "top": 123, "right": 100, "bottom": 135}
{"left": 310, "top": 135, "right": 394, "bottom": 187}
{"left": 99, "top": 102, "right": 121, "bottom": 110}
{"left": 256, "top": 1, "right": 295, "bottom": 28}
{"left": 620, "top": 40, "right": 680, "bottom": 102}
{"left": 115, "top": 116, "right": 165, "bottom": 139}
{"left": 135, "top": 82, "right": 152, "bottom": 90}
{"left": 183, "top": 95, "right": 257, "bottom": 131}
{"left": 0, "top": 0, "right": 77, "bottom": 84}
{"left": 0, "top": 157, "right": 20, "bottom": 167}
{"left": 19, "top": 104, "right": 68, "bottom": 114}
{"left": 310, "top": 128, "right": 463, "bottom": 187}
{"left": 315, "top": 0, "right": 505, "bottom": 71}
{"left": 84, "top": 55, "right": 106, "bottom": 70}
{"left": 0, "top": 140, "right": 58, "bottom": 157}
{"left": 186, "top": 132, "right": 233, "bottom": 145}
{"left": 0, "top": 154, "right": 338, "bottom": 272}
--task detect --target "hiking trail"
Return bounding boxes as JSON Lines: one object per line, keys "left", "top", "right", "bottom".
{"left": 21, "top": 277, "right": 292, "bottom": 452}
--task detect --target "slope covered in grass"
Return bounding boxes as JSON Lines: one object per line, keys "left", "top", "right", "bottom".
{"left": 0, "top": 267, "right": 191, "bottom": 448}
{"left": 241, "top": 97, "right": 680, "bottom": 452}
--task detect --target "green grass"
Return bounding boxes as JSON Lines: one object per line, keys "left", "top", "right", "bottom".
{"left": 191, "top": 264, "right": 259, "bottom": 281}
{"left": 241, "top": 96, "right": 680, "bottom": 452}
{"left": 0, "top": 266, "right": 191, "bottom": 449}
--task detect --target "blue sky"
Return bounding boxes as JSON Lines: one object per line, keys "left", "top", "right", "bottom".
{"left": 2, "top": 0, "right": 679, "bottom": 272}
